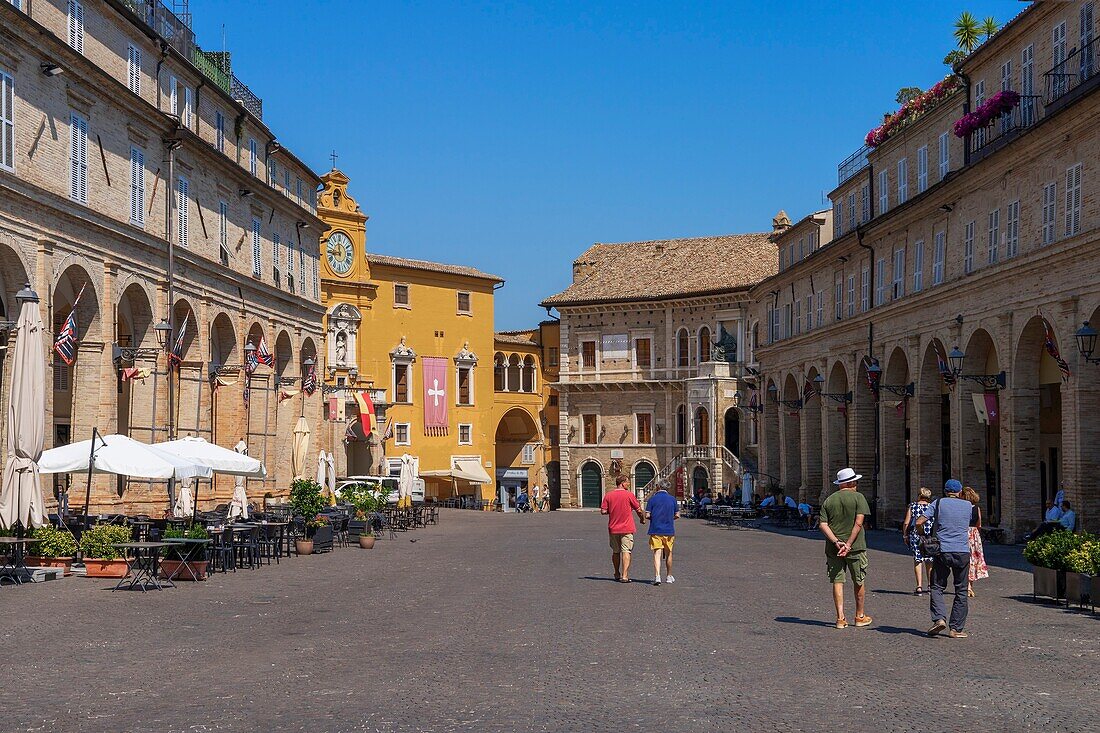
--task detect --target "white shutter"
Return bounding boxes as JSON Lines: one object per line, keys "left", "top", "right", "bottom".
{"left": 183, "top": 87, "right": 193, "bottom": 128}
{"left": 1065, "top": 164, "right": 1082, "bottom": 236}
{"left": 169, "top": 77, "right": 178, "bottom": 116}
{"left": 130, "top": 147, "right": 145, "bottom": 225}
{"left": 70, "top": 113, "right": 87, "bottom": 203}
{"left": 252, "top": 219, "right": 261, "bottom": 275}
{"left": 1, "top": 71, "right": 13, "bottom": 171}
{"left": 177, "top": 176, "right": 189, "bottom": 246}
{"left": 128, "top": 45, "right": 141, "bottom": 95}
{"left": 68, "top": 1, "right": 83, "bottom": 53}
{"left": 299, "top": 243, "right": 305, "bottom": 284}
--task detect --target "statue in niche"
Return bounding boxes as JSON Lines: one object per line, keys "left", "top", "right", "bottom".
{"left": 712, "top": 325, "right": 738, "bottom": 363}
{"left": 335, "top": 332, "right": 348, "bottom": 364}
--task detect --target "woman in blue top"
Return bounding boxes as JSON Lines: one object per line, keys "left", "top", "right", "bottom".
{"left": 902, "top": 487, "right": 935, "bottom": 594}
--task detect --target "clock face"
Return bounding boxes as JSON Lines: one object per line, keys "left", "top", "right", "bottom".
{"left": 326, "top": 232, "right": 354, "bottom": 275}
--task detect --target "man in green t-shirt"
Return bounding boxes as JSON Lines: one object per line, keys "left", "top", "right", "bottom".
{"left": 818, "top": 467, "right": 873, "bottom": 629}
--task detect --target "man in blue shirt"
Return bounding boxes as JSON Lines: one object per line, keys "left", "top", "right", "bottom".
{"left": 1058, "top": 501, "right": 1076, "bottom": 531}
{"left": 1044, "top": 500, "right": 1063, "bottom": 523}
{"left": 918, "top": 479, "right": 976, "bottom": 638}
{"left": 645, "top": 481, "right": 680, "bottom": 586}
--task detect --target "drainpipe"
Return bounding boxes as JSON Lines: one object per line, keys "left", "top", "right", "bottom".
{"left": 857, "top": 227, "right": 874, "bottom": 308}
{"left": 155, "top": 41, "right": 168, "bottom": 113}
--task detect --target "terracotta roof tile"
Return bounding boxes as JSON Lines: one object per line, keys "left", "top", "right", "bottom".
{"left": 495, "top": 331, "right": 539, "bottom": 346}
{"left": 367, "top": 253, "right": 503, "bottom": 283}
{"left": 541, "top": 233, "right": 777, "bottom": 307}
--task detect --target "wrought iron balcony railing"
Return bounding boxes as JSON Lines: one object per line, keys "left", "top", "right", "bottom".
{"left": 837, "top": 145, "right": 870, "bottom": 186}
{"left": 969, "top": 94, "right": 1044, "bottom": 162}
{"left": 1044, "top": 34, "right": 1100, "bottom": 107}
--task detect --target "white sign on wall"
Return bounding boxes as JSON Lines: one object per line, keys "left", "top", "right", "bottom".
{"left": 601, "top": 333, "right": 629, "bottom": 359}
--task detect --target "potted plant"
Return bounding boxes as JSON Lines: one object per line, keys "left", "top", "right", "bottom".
{"left": 79, "top": 524, "right": 134, "bottom": 578}
{"left": 25, "top": 525, "right": 78, "bottom": 575}
{"left": 1065, "top": 539, "right": 1099, "bottom": 607}
{"left": 290, "top": 478, "right": 326, "bottom": 555}
{"left": 1024, "top": 530, "right": 1088, "bottom": 602}
{"left": 341, "top": 480, "right": 390, "bottom": 548}
{"left": 159, "top": 525, "right": 210, "bottom": 581}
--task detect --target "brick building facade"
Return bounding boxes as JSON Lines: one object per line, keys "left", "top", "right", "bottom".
{"left": 0, "top": 0, "right": 326, "bottom": 513}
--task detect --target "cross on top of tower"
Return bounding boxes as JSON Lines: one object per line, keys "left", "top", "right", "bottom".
{"left": 330, "top": 150, "right": 338, "bottom": 169}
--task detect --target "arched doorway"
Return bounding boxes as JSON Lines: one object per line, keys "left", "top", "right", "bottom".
{"left": 580, "top": 460, "right": 603, "bottom": 507}
{"left": 694, "top": 406, "right": 710, "bottom": 445}
{"left": 115, "top": 284, "right": 155, "bottom": 441}
{"left": 723, "top": 407, "right": 740, "bottom": 457}
{"left": 496, "top": 407, "right": 541, "bottom": 510}
{"left": 698, "top": 326, "right": 712, "bottom": 363}
{"left": 634, "top": 460, "right": 656, "bottom": 494}
{"left": 692, "top": 466, "right": 709, "bottom": 496}
{"left": 763, "top": 378, "right": 780, "bottom": 477}
{"left": 545, "top": 460, "right": 561, "bottom": 509}
{"left": 781, "top": 374, "right": 802, "bottom": 492}
{"left": 882, "top": 347, "right": 911, "bottom": 526}
{"left": 960, "top": 329, "right": 1001, "bottom": 523}
{"left": 675, "top": 404, "right": 686, "bottom": 444}
{"left": 209, "top": 312, "right": 238, "bottom": 448}
{"left": 802, "top": 368, "right": 823, "bottom": 500}
{"left": 917, "top": 338, "right": 952, "bottom": 491}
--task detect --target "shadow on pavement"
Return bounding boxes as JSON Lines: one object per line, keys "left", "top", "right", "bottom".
{"left": 774, "top": 616, "right": 834, "bottom": 627}
{"left": 873, "top": 625, "right": 928, "bottom": 637}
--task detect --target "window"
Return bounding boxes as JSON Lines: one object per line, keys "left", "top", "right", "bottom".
{"left": 698, "top": 327, "right": 711, "bottom": 362}
{"left": 251, "top": 218, "right": 261, "bottom": 276}
{"left": 974, "top": 80, "right": 986, "bottom": 147}
{"left": 268, "top": 161, "right": 277, "bottom": 189}
{"left": 582, "top": 414, "right": 597, "bottom": 445}
{"left": 284, "top": 170, "right": 291, "bottom": 196}
{"left": 128, "top": 147, "right": 145, "bottom": 226}
{"left": 549, "top": 425, "right": 559, "bottom": 445}
{"left": 548, "top": 347, "right": 559, "bottom": 367}
{"left": 248, "top": 138, "right": 257, "bottom": 176}
{"left": 897, "top": 158, "right": 908, "bottom": 204}
{"left": 804, "top": 294, "right": 813, "bottom": 332}
{"left": 964, "top": 220, "right": 975, "bottom": 274}
{"left": 846, "top": 274, "right": 855, "bottom": 318}
{"left": 521, "top": 444, "right": 536, "bottom": 464}
{"left": 1022, "top": 44, "right": 1035, "bottom": 126}
{"left": 1053, "top": 21, "right": 1068, "bottom": 98}
{"left": 8, "top": 0, "right": 23, "bottom": 10}
{"left": 634, "top": 337, "right": 651, "bottom": 369}
{"left": 1082, "top": 2, "right": 1096, "bottom": 78}
{"left": 809, "top": 230, "right": 818, "bottom": 252}
{"left": 782, "top": 303, "right": 792, "bottom": 338}
{"left": 932, "top": 231, "right": 945, "bottom": 285}
{"left": 169, "top": 76, "right": 178, "bottom": 116}
{"left": 182, "top": 86, "right": 193, "bottom": 128}
{"left": 874, "top": 257, "right": 886, "bottom": 306}
{"left": 794, "top": 300, "right": 801, "bottom": 335}
{"left": 175, "top": 176, "right": 189, "bottom": 246}
{"left": 847, "top": 192, "right": 856, "bottom": 233}
{"left": 394, "top": 423, "right": 410, "bottom": 446}
{"left": 798, "top": 237, "right": 805, "bottom": 261}
{"left": 394, "top": 283, "right": 410, "bottom": 307}
{"left": 1042, "top": 181, "right": 1057, "bottom": 244}
{"left": 833, "top": 200, "right": 842, "bottom": 239}
{"left": 67, "top": 0, "right": 84, "bottom": 54}
{"left": 0, "top": 70, "right": 12, "bottom": 171}
{"left": 635, "top": 413, "right": 652, "bottom": 444}
{"left": 677, "top": 330, "right": 689, "bottom": 367}
{"left": 834, "top": 281, "right": 843, "bottom": 321}
{"left": 299, "top": 242, "right": 306, "bottom": 285}
{"left": 286, "top": 238, "right": 295, "bottom": 291}
{"left": 457, "top": 366, "right": 472, "bottom": 405}
{"left": 787, "top": 243, "right": 795, "bottom": 267}
{"left": 938, "top": 132, "right": 949, "bottom": 180}
{"left": 878, "top": 169, "right": 889, "bottom": 213}
{"left": 309, "top": 186, "right": 317, "bottom": 209}
{"left": 458, "top": 424, "right": 473, "bottom": 445}
{"left": 296, "top": 178, "right": 303, "bottom": 204}
{"left": 457, "top": 291, "right": 471, "bottom": 314}
{"left": 69, "top": 113, "right": 88, "bottom": 203}
{"left": 987, "top": 208, "right": 1000, "bottom": 264}
{"left": 892, "top": 248, "right": 905, "bottom": 299}
{"left": 312, "top": 253, "right": 318, "bottom": 299}
{"left": 54, "top": 363, "right": 69, "bottom": 392}
{"left": 1000, "top": 60, "right": 1013, "bottom": 134}
{"left": 860, "top": 265, "right": 870, "bottom": 312}
{"left": 127, "top": 45, "right": 141, "bottom": 95}
{"left": 394, "top": 364, "right": 410, "bottom": 403}
{"left": 1065, "top": 163, "right": 1082, "bottom": 236}
{"left": 582, "top": 340, "right": 597, "bottom": 369}
{"left": 272, "top": 232, "right": 281, "bottom": 284}
{"left": 218, "top": 200, "right": 229, "bottom": 265}
{"left": 917, "top": 146, "right": 928, "bottom": 193}
{"left": 1006, "top": 200, "right": 1020, "bottom": 258}
{"left": 215, "top": 110, "right": 225, "bottom": 152}
{"left": 860, "top": 183, "right": 870, "bottom": 223}
{"left": 815, "top": 291, "right": 824, "bottom": 328}
{"left": 912, "top": 240, "right": 924, "bottom": 292}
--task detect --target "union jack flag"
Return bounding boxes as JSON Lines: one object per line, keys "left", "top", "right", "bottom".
{"left": 53, "top": 283, "right": 87, "bottom": 366}
{"left": 302, "top": 363, "right": 317, "bottom": 395}
{"left": 167, "top": 319, "right": 187, "bottom": 370}
{"left": 256, "top": 334, "right": 274, "bottom": 368}
{"left": 1042, "top": 316, "right": 1071, "bottom": 382}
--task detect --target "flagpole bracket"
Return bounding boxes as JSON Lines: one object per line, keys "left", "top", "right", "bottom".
{"left": 879, "top": 382, "right": 915, "bottom": 398}
{"left": 112, "top": 343, "right": 162, "bottom": 364}
{"left": 957, "top": 371, "right": 1006, "bottom": 391}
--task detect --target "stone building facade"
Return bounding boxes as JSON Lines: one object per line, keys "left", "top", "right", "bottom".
{"left": 0, "top": 0, "right": 326, "bottom": 513}
{"left": 542, "top": 235, "right": 776, "bottom": 507}
{"left": 750, "top": 0, "right": 1100, "bottom": 539}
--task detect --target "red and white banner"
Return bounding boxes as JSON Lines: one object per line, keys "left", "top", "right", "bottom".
{"left": 422, "top": 356, "right": 449, "bottom": 436}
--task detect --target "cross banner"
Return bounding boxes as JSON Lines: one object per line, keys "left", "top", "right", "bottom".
{"left": 422, "top": 356, "right": 449, "bottom": 436}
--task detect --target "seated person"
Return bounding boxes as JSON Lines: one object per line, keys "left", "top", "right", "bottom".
{"left": 1044, "top": 499, "right": 1063, "bottom": 523}
{"left": 515, "top": 491, "right": 529, "bottom": 511}
{"left": 784, "top": 495, "right": 798, "bottom": 509}
{"left": 759, "top": 494, "right": 777, "bottom": 508}
{"left": 1026, "top": 499, "right": 1077, "bottom": 540}
{"left": 797, "top": 502, "right": 817, "bottom": 530}
{"left": 1059, "top": 500, "right": 1076, "bottom": 530}
{"left": 715, "top": 493, "right": 729, "bottom": 506}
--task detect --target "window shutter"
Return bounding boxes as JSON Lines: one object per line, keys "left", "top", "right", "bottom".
{"left": 1, "top": 71, "right": 14, "bottom": 171}
{"left": 130, "top": 148, "right": 144, "bottom": 224}
{"left": 252, "top": 220, "right": 262, "bottom": 275}
{"left": 177, "top": 177, "right": 188, "bottom": 246}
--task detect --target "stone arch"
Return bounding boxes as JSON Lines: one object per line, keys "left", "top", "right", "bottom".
{"left": 723, "top": 406, "right": 740, "bottom": 458}
{"left": 493, "top": 352, "right": 506, "bottom": 391}
{"left": 170, "top": 298, "right": 200, "bottom": 362}
{"left": 825, "top": 362, "right": 850, "bottom": 483}
{"left": 327, "top": 302, "right": 361, "bottom": 368}
{"left": 578, "top": 458, "right": 604, "bottom": 507}
{"left": 694, "top": 405, "right": 710, "bottom": 445}
{"left": 274, "top": 329, "right": 294, "bottom": 377}
{"left": 633, "top": 459, "right": 656, "bottom": 493}
{"left": 114, "top": 284, "right": 156, "bottom": 442}
{"left": 692, "top": 465, "right": 709, "bottom": 495}
{"left": 762, "top": 377, "right": 780, "bottom": 478}
{"left": 51, "top": 265, "right": 102, "bottom": 450}
{"left": 698, "top": 325, "right": 712, "bottom": 363}
{"left": 245, "top": 322, "right": 266, "bottom": 357}
{"left": 209, "top": 312, "right": 237, "bottom": 366}
{"left": 780, "top": 373, "right": 802, "bottom": 492}
{"left": 0, "top": 239, "right": 32, "bottom": 317}
{"left": 116, "top": 283, "right": 155, "bottom": 351}
{"left": 506, "top": 353, "right": 521, "bottom": 392}
{"left": 802, "top": 366, "right": 824, "bottom": 501}
{"left": 675, "top": 403, "right": 686, "bottom": 444}
{"left": 850, "top": 358, "right": 877, "bottom": 511}
{"left": 676, "top": 328, "right": 690, "bottom": 368}
{"left": 917, "top": 337, "right": 952, "bottom": 493}
{"left": 882, "top": 346, "right": 911, "bottom": 526}
{"left": 959, "top": 328, "right": 1001, "bottom": 523}
{"left": 52, "top": 264, "right": 102, "bottom": 354}
{"left": 522, "top": 354, "right": 537, "bottom": 393}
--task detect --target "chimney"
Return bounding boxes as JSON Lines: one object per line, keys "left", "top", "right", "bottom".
{"left": 771, "top": 210, "right": 792, "bottom": 236}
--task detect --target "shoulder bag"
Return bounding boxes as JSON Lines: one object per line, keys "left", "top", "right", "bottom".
{"left": 917, "top": 499, "right": 942, "bottom": 557}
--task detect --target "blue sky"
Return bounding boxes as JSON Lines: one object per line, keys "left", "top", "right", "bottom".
{"left": 190, "top": 0, "right": 1018, "bottom": 330}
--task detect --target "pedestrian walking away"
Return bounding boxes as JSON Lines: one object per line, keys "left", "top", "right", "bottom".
{"left": 903, "top": 487, "right": 935, "bottom": 594}
{"left": 600, "top": 474, "right": 646, "bottom": 583}
{"left": 961, "top": 486, "right": 989, "bottom": 597}
{"left": 818, "top": 467, "right": 873, "bottom": 629}
{"left": 645, "top": 480, "right": 680, "bottom": 585}
{"left": 918, "top": 479, "right": 975, "bottom": 638}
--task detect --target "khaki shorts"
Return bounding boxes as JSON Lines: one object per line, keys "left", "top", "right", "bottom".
{"left": 609, "top": 533, "right": 634, "bottom": 553}
{"left": 648, "top": 535, "right": 675, "bottom": 552}
{"left": 826, "top": 552, "right": 868, "bottom": 585}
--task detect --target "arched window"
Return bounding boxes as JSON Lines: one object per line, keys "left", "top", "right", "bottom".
{"left": 507, "top": 354, "right": 521, "bottom": 392}
{"left": 698, "top": 326, "right": 711, "bottom": 363}
{"left": 522, "top": 355, "right": 537, "bottom": 393}
{"left": 677, "top": 329, "right": 689, "bottom": 368}
{"left": 695, "top": 406, "right": 710, "bottom": 445}
{"left": 676, "top": 404, "right": 686, "bottom": 444}
{"left": 494, "top": 352, "right": 506, "bottom": 391}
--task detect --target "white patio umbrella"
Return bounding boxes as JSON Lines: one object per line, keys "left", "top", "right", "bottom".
{"left": 39, "top": 434, "right": 208, "bottom": 480}
{"left": 325, "top": 451, "right": 337, "bottom": 506}
{"left": 153, "top": 436, "right": 265, "bottom": 477}
{"left": 292, "top": 417, "right": 311, "bottom": 479}
{"left": 316, "top": 450, "right": 327, "bottom": 488}
{"left": 173, "top": 477, "right": 194, "bottom": 518}
{"left": 228, "top": 440, "right": 250, "bottom": 520}
{"left": 0, "top": 286, "right": 47, "bottom": 530}
{"left": 398, "top": 453, "right": 416, "bottom": 509}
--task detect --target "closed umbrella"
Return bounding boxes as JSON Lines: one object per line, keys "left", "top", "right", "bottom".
{"left": 0, "top": 286, "right": 47, "bottom": 530}
{"left": 228, "top": 440, "right": 249, "bottom": 520}
{"left": 325, "top": 451, "right": 337, "bottom": 506}
{"left": 398, "top": 453, "right": 416, "bottom": 509}
{"left": 316, "top": 450, "right": 326, "bottom": 488}
{"left": 292, "top": 417, "right": 310, "bottom": 479}
{"left": 173, "top": 477, "right": 194, "bottom": 518}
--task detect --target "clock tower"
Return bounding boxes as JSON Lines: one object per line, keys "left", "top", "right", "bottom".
{"left": 318, "top": 168, "right": 369, "bottom": 281}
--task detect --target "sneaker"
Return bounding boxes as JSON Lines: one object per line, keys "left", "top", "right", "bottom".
{"left": 948, "top": 629, "right": 969, "bottom": 639}
{"left": 666, "top": 575, "right": 676, "bottom": 583}
{"left": 653, "top": 576, "right": 662, "bottom": 586}
{"left": 854, "top": 614, "right": 873, "bottom": 627}
{"left": 928, "top": 619, "right": 947, "bottom": 637}
{"left": 835, "top": 618, "right": 849, "bottom": 629}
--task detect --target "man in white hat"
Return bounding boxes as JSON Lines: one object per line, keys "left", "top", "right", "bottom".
{"left": 818, "top": 467, "right": 873, "bottom": 629}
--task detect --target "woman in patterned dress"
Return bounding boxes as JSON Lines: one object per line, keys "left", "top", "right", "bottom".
{"left": 962, "top": 486, "right": 990, "bottom": 596}
{"left": 902, "top": 487, "right": 935, "bottom": 595}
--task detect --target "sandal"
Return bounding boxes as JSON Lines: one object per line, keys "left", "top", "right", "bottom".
{"left": 914, "top": 587, "right": 924, "bottom": 595}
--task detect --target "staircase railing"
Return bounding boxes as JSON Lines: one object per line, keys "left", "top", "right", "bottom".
{"left": 640, "top": 445, "right": 744, "bottom": 501}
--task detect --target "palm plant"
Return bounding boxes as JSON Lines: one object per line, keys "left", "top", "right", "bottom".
{"left": 981, "top": 16, "right": 1000, "bottom": 40}
{"left": 954, "top": 11, "right": 982, "bottom": 53}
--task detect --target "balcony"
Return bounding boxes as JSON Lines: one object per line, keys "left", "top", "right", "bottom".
{"left": 230, "top": 75, "right": 263, "bottom": 120}
{"left": 968, "top": 95, "right": 1044, "bottom": 163}
{"left": 837, "top": 145, "right": 870, "bottom": 186}
{"left": 1044, "top": 34, "right": 1100, "bottom": 112}
{"left": 120, "top": 0, "right": 195, "bottom": 57}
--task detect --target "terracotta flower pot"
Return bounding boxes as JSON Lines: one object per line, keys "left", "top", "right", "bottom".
{"left": 25, "top": 556, "right": 75, "bottom": 576}
{"left": 359, "top": 535, "right": 376, "bottom": 549}
{"left": 83, "top": 558, "right": 130, "bottom": 578}
{"left": 295, "top": 539, "right": 314, "bottom": 556}
{"left": 159, "top": 559, "right": 209, "bottom": 581}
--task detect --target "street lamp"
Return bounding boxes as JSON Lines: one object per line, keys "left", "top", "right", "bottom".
{"left": 814, "top": 373, "right": 852, "bottom": 403}
{"left": 947, "top": 345, "right": 1007, "bottom": 389}
{"left": 1076, "top": 321, "right": 1099, "bottom": 365}
{"left": 244, "top": 341, "right": 257, "bottom": 361}
{"left": 154, "top": 319, "right": 172, "bottom": 350}
{"left": 948, "top": 346, "right": 965, "bottom": 375}
{"left": 767, "top": 383, "right": 778, "bottom": 402}
{"left": 866, "top": 358, "right": 882, "bottom": 392}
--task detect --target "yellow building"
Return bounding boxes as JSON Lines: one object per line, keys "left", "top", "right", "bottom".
{"left": 317, "top": 170, "right": 501, "bottom": 500}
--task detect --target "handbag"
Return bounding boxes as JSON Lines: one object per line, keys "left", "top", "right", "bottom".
{"left": 917, "top": 499, "right": 942, "bottom": 557}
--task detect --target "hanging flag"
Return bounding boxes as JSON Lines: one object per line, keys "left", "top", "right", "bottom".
{"left": 53, "top": 282, "right": 87, "bottom": 366}
{"left": 861, "top": 356, "right": 878, "bottom": 395}
{"left": 1041, "top": 314, "right": 1071, "bottom": 382}
{"left": 256, "top": 333, "right": 274, "bottom": 368}
{"left": 422, "top": 356, "right": 449, "bottom": 436}
{"left": 167, "top": 319, "right": 187, "bottom": 370}
{"left": 353, "top": 390, "right": 377, "bottom": 438}
{"left": 121, "top": 367, "right": 152, "bottom": 382}
{"left": 748, "top": 389, "right": 759, "bottom": 411}
{"left": 243, "top": 384, "right": 250, "bottom": 408}
{"left": 244, "top": 343, "right": 258, "bottom": 375}
{"left": 302, "top": 363, "right": 317, "bottom": 395}
{"left": 802, "top": 379, "right": 819, "bottom": 403}
{"left": 278, "top": 387, "right": 300, "bottom": 403}
{"left": 933, "top": 341, "right": 956, "bottom": 389}
{"left": 984, "top": 392, "right": 1000, "bottom": 426}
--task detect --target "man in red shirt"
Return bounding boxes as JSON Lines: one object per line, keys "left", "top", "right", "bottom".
{"left": 600, "top": 475, "right": 646, "bottom": 583}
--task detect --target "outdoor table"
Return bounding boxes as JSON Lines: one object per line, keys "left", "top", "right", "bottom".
{"left": 255, "top": 521, "right": 289, "bottom": 559}
{"left": 162, "top": 538, "right": 213, "bottom": 581}
{"left": 112, "top": 541, "right": 174, "bottom": 592}
{"left": 128, "top": 520, "right": 153, "bottom": 542}
{"left": 0, "top": 537, "right": 43, "bottom": 585}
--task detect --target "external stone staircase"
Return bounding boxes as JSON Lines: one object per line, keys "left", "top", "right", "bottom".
{"left": 641, "top": 445, "right": 742, "bottom": 501}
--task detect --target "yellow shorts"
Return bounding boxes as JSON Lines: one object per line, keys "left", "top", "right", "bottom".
{"left": 609, "top": 533, "right": 634, "bottom": 553}
{"left": 648, "top": 535, "right": 675, "bottom": 552}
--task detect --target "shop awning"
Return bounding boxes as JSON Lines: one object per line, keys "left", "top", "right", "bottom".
{"left": 420, "top": 458, "right": 492, "bottom": 485}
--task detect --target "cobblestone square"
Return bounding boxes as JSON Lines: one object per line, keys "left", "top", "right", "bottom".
{"left": 2, "top": 511, "right": 1096, "bottom": 732}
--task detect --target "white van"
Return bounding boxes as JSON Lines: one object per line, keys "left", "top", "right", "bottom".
{"left": 335, "top": 475, "right": 425, "bottom": 504}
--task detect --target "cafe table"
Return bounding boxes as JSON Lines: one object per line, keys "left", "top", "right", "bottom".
{"left": 162, "top": 537, "right": 213, "bottom": 581}
{"left": 0, "top": 537, "right": 43, "bottom": 585}
{"left": 111, "top": 541, "right": 175, "bottom": 591}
